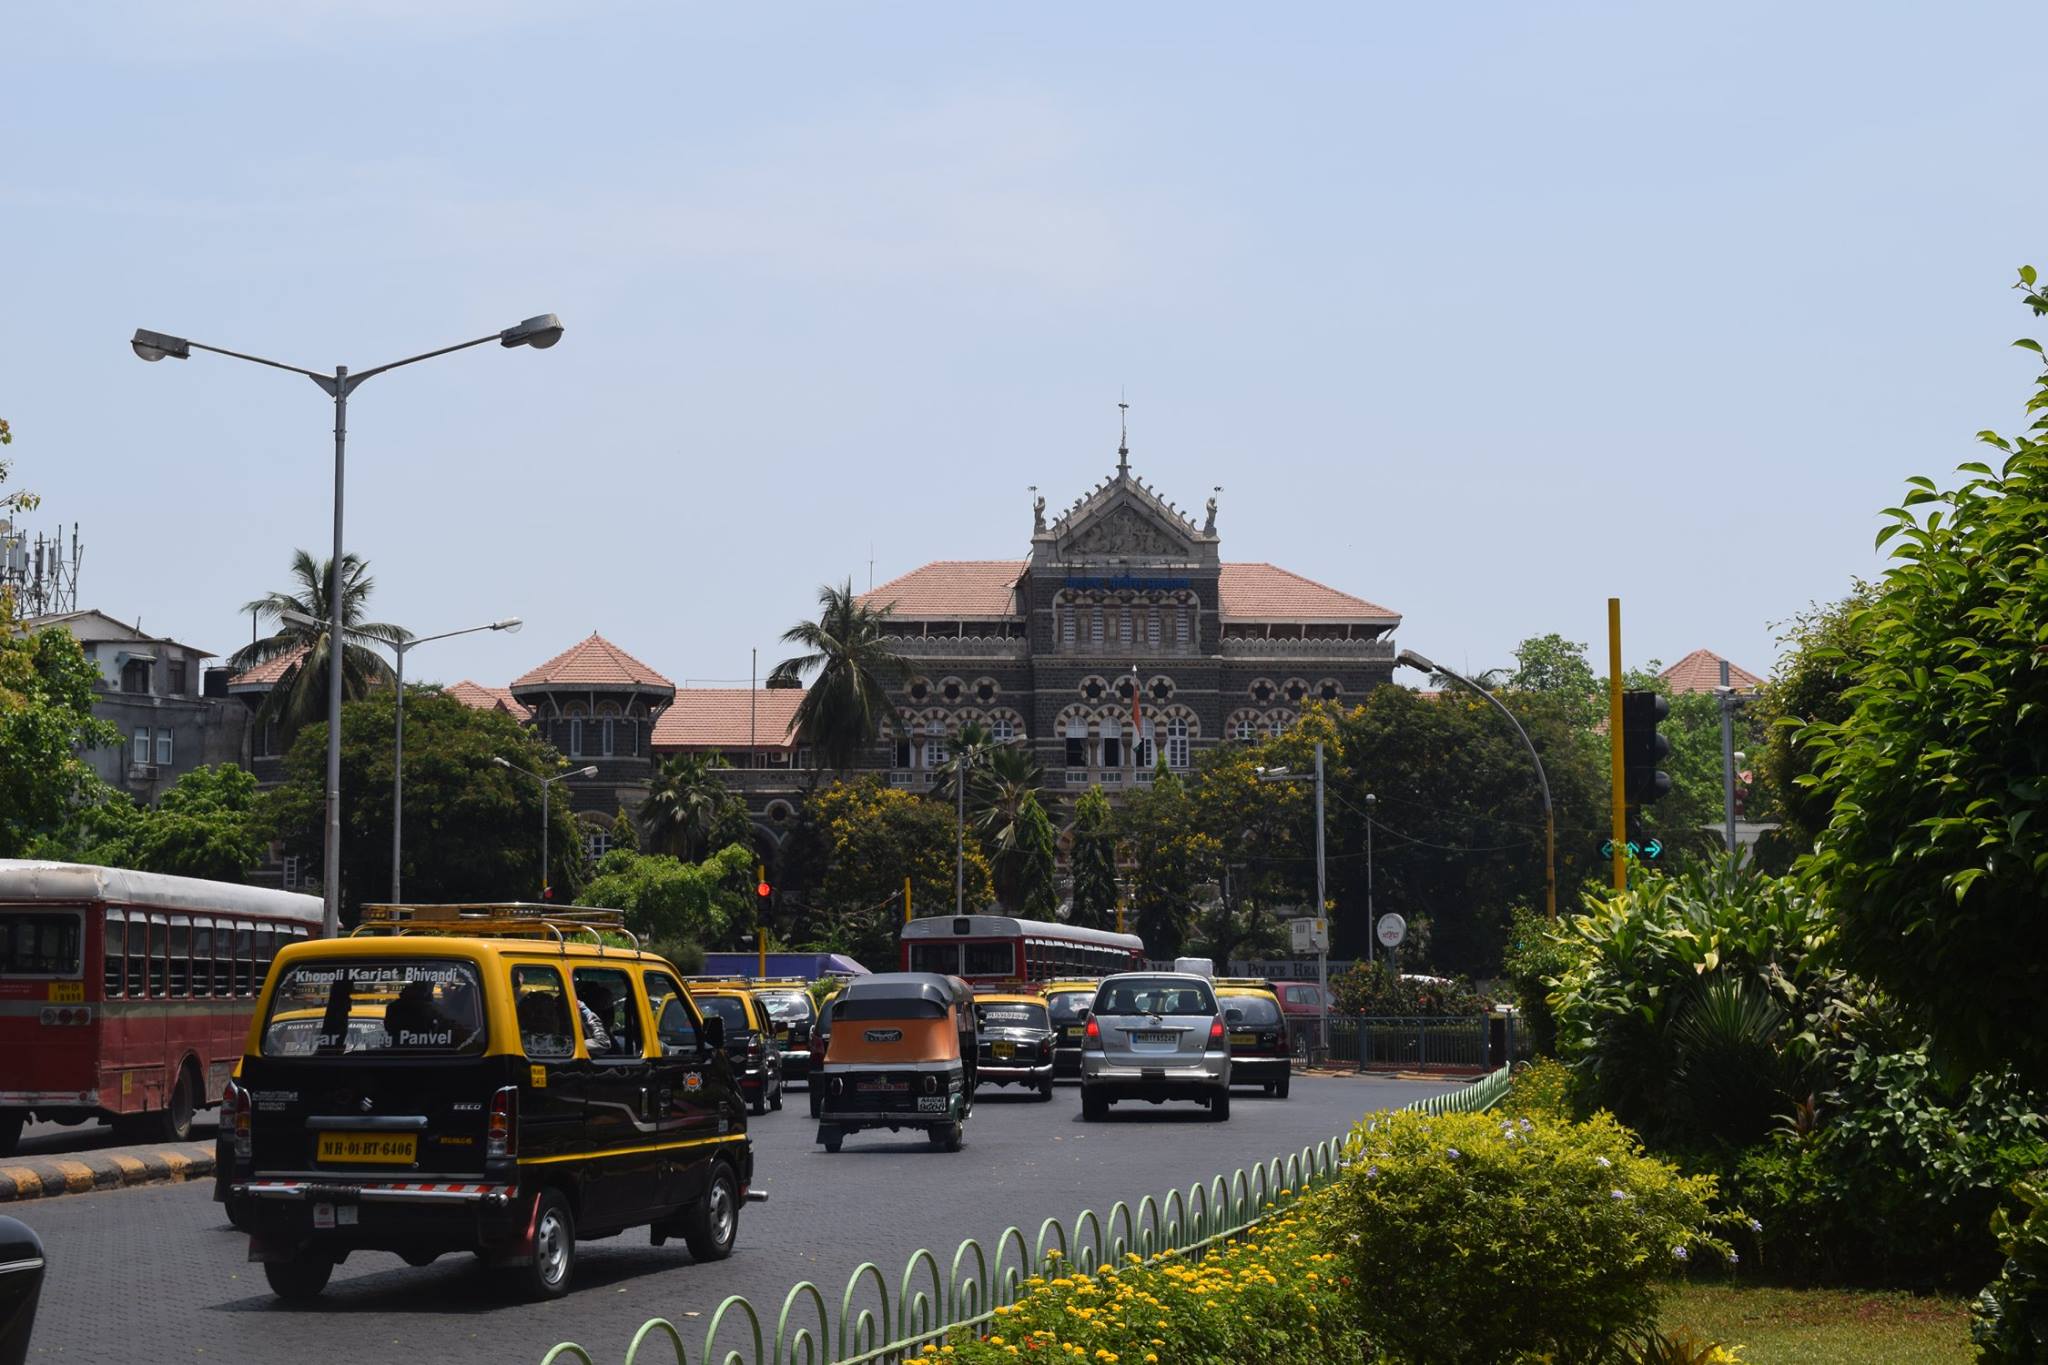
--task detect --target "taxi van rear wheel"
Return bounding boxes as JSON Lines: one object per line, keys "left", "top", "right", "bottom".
{"left": 680, "top": 1160, "right": 739, "bottom": 1262}
{"left": 507, "top": 1189, "right": 576, "bottom": 1301}
{"left": 263, "top": 1251, "right": 334, "bottom": 1301}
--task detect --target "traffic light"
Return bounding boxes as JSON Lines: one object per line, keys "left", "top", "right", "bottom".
{"left": 1621, "top": 690, "right": 1671, "bottom": 806}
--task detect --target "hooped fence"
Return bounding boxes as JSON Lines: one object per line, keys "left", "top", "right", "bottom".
{"left": 539, "top": 1064, "right": 1512, "bottom": 1365}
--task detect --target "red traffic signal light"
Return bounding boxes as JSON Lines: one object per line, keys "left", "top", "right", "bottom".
{"left": 756, "top": 881, "right": 772, "bottom": 899}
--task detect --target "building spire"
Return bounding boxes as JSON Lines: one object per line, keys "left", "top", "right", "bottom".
{"left": 1117, "top": 394, "right": 1130, "bottom": 477}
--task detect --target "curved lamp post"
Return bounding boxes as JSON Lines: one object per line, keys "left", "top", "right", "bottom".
{"left": 1397, "top": 648, "right": 1556, "bottom": 920}
{"left": 494, "top": 757, "right": 598, "bottom": 901}
{"left": 133, "top": 315, "right": 563, "bottom": 935}
{"left": 285, "top": 609, "right": 523, "bottom": 901}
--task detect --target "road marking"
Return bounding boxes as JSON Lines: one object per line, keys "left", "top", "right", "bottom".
{"left": 0, "top": 1166, "right": 41, "bottom": 1199}
{"left": 53, "top": 1160, "right": 96, "bottom": 1192}
{"left": 160, "top": 1150, "right": 190, "bottom": 1177}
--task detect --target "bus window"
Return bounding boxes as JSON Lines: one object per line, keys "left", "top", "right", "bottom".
{"left": 167, "top": 916, "right": 190, "bottom": 997}
{"left": 908, "top": 942, "right": 960, "bottom": 974}
{"left": 105, "top": 912, "right": 126, "bottom": 998}
{"left": 127, "top": 917, "right": 149, "bottom": 999}
{"left": 191, "top": 919, "right": 213, "bottom": 997}
{"left": 254, "top": 927, "right": 276, "bottom": 984}
{"left": 964, "top": 941, "right": 1016, "bottom": 978}
{"left": 234, "top": 922, "right": 254, "bottom": 997}
{"left": 149, "top": 916, "right": 168, "bottom": 997}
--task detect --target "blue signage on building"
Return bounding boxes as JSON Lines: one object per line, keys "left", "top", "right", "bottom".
{"left": 1066, "top": 574, "right": 1192, "bottom": 591}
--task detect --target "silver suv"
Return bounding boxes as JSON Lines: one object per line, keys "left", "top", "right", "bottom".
{"left": 1078, "top": 972, "right": 1231, "bottom": 1121}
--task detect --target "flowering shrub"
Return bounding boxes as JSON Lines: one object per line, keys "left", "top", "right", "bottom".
{"left": 1325, "top": 1108, "right": 1733, "bottom": 1365}
{"left": 934, "top": 1199, "right": 1367, "bottom": 1364}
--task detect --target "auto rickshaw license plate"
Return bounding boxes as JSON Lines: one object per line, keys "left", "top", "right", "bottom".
{"left": 1230, "top": 1032, "right": 1255, "bottom": 1046}
{"left": 317, "top": 1133, "right": 417, "bottom": 1164}
{"left": 992, "top": 1041, "right": 1015, "bottom": 1060}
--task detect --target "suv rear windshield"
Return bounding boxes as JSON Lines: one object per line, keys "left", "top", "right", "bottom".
{"left": 1094, "top": 977, "right": 1218, "bottom": 1017}
{"left": 261, "top": 959, "right": 486, "bottom": 1056}
{"left": 1221, "top": 994, "right": 1281, "bottom": 1026}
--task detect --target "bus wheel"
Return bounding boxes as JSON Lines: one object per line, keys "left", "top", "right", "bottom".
{"left": 506, "top": 1189, "right": 576, "bottom": 1301}
{"left": 264, "top": 1252, "right": 334, "bottom": 1302}
{"left": 0, "top": 1113, "right": 22, "bottom": 1156}
{"left": 151, "top": 1065, "right": 198, "bottom": 1143}
{"left": 679, "top": 1161, "right": 739, "bottom": 1263}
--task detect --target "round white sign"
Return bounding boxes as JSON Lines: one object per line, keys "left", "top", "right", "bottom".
{"left": 1375, "top": 913, "right": 1407, "bottom": 948}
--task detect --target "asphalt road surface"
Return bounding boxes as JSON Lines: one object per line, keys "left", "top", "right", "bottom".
{"left": 16, "top": 1114, "right": 219, "bottom": 1158}
{"left": 16, "top": 1073, "right": 1456, "bottom": 1365}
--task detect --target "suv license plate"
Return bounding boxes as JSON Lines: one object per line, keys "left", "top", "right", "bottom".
{"left": 1134, "top": 1031, "right": 1175, "bottom": 1044}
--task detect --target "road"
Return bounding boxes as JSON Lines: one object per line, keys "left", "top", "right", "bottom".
{"left": 16, "top": 1073, "right": 1455, "bottom": 1365}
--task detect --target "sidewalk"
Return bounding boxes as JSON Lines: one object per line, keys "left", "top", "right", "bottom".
{"left": 0, "top": 1142, "right": 214, "bottom": 1203}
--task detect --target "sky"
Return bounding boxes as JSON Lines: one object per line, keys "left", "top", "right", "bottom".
{"left": 5, "top": 3, "right": 2042, "bottom": 692}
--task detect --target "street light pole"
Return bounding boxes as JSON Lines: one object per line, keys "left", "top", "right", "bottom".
{"left": 131, "top": 315, "right": 564, "bottom": 937}
{"left": 283, "top": 610, "right": 521, "bottom": 903}
{"left": 1397, "top": 649, "right": 1556, "bottom": 920}
{"left": 495, "top": 757, "right": 599, "bottom": 899}
{"left": 1258, "top": 741, "right": 1331, "bottom": 1056}
{"left": 1364, "top": 791, "right": 1377, "bottom": 969}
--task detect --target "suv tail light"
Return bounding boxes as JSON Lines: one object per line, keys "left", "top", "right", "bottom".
{"left": 1208, "top": 1016, "right": 1227, "bottom": 1049}
{"left": 1083, "top": 1016, "right": 1102, "bottom": 1051}
{"left": 223, "top": 1079, "right": 252, "bottom": 1159}
{"left": 488, "top": 1085, "right": 517, "bottom": 1160}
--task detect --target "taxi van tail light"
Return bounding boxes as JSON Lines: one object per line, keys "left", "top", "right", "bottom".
{"left": 1208, "top": 1016, "right": 1227, "bottom": 1049}
{"left": 488, "top": 1085, "right": 517, "bottom": 1159}
{"left": 1083, "top": 1016, "right": 1102, "bottom": 1051}
{"left": 224, "top": 1080, "right": 252, "bottom": 1159}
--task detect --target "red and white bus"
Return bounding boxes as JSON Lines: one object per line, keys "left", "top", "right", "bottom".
{"left": 0, "top": 860, "right": 322, "bottom": 1153}
{"left": 899, "top": 914, "right": 1146, "bottom": 985}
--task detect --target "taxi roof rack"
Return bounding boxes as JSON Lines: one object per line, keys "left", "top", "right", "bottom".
{"left": 1211, "top": 976, "right": 1281, "bottom": 990}
{"left": 682, "top": 975, "right": 814, "bottom": 988}
{"left": 354, "top": 902, "right": 640, "bottom": 955}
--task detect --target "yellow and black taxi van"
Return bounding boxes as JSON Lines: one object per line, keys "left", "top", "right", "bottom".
{"left": 1042, "top": 979, "right": 1100, "bottom": 1080}
{"left": 222, "top": 904, "right": 761, "bottom": 1302}
{"left": 1213, "top": 977, "right": 1292, "bottom": 1099}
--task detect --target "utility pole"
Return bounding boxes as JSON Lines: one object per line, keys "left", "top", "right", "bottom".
{"left": 1313, "top": 739, "right": 1327, "bottom": 1057}
{"left": 1718, "top": 658, "right": 1739, "bottom": 856}
{"left": 1364, "top": 792, "right": 1376, "bottom": 969}
{"left": 1607, "top": 599, "right": 1628, "bottom": 892}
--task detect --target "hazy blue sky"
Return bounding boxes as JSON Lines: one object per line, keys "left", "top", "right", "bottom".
{"left": 7, "top": 4, "right": 2041, "bottom": 692}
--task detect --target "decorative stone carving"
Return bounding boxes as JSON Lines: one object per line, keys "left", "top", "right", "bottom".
{"left": 1065, "top": 503, "right": 1190, "bottom": 558}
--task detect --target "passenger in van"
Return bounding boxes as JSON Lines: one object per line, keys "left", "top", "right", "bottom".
{"left": 517, "top": 989, "right": 572, "bottom": 1056}
{"left": 578, "top": 984, "right": 616, "bottom": 1054}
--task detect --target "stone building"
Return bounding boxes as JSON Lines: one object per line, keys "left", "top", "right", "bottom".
{"left": 856, "top": 455, "right": 1400, "bottom": 792}
{"left": 506, "top": 633, "right": 676, "bottom": 821}
{"left": 26, "top": 608, "right": 247, "bottom": 800}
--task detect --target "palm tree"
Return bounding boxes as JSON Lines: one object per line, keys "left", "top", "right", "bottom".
{"left": 641, "top": 753, "right": 752, "bottom": 862}
{"left": 768, "top": 579, "right": 909, "bottom": 774}
{"left": 229, "top": 550, "right": 405, "bottom": 736}
{"left": 935, "top": 722, "right": 1050, "bottom": 910}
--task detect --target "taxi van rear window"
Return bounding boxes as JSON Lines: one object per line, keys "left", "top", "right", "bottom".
{"left": 262, "top": 959, "right": 486, "bottom": 1057}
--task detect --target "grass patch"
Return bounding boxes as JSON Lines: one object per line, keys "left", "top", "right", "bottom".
{"left": 1660, "top": 1281, "right": 1974, "bottom": 1364}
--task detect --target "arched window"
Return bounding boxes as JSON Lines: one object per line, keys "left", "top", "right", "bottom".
{"left": 1165, "top": 717, "right": 1191, "bottom": 769}
{"left": 924, "top": 723, "right": 949, "bottom": 771}
{"left": 1064, "top": 717, "right": 1088, "bottom": 769}
{"left": 989, "top": 716, "right": 1015, "bottom": 744}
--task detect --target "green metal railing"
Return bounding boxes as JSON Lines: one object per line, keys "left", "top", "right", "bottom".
{"left": 540, "top": 1064, "right": 1511, "bottom": 1365}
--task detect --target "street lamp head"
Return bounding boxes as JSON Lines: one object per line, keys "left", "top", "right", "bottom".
{"left": 278, "top": 608, "right": 321, "bottom": 630}
{"left": 576, "top": 765, "right": 599, "bottom": 778}
{"left": 130, "top": 328, "right": 191, "bottom": 362}
{"left": 492, "top": 756, "right": 513, "bottom": 769}
{"left": 1364, "top": 793, "right": 1377, "bottom": 806}
{"left": 500, "top": 314, "right": 564, "bottom": 350}
{"left": 492, "top": 617, "right": 524, "bottom": 634}
{"left": 1395, "top": 648, "right": 1437, "bottom": 674}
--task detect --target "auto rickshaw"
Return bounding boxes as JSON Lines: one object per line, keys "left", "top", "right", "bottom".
{"left": 814, "top": 972, "right": 976, "bottom": 1153}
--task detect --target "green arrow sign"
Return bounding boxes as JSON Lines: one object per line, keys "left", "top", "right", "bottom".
{"left": 1643, "top": 838, "right": 1664, "bottom": 859}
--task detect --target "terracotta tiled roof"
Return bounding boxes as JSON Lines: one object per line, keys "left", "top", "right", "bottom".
{"left": 228, "top": 644, "right": 308, "bottom": 689}
{"left": 653, "top": 688, "right": 807, "bottom": 750}
{"left": 859, "top": 562, "right": 1025, "bottom": 618}
{"left": 510, "top": 633, "right": 675, "bottom": 692}
{"left": 1660, "top": 649, "right": 1763, "bottom": 695}
{"left": 858, "top": 559, "right": 1398, "bottom": 624}
{"left": 445, "top": 679, "right": 532, "bottom": 722}
{"left": 1218, "top": 563, "right": 1399, "bottom": 623}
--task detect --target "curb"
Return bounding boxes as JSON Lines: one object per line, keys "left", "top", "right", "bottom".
{"left": 0, "top": 1143, "right": 214, "bottom": 1204}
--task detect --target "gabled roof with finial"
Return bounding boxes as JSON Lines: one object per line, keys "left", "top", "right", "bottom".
{"left": 1659, "top": 649, "right": 1764, "bottom": 695}
{"left": 510, "top": 633, "right": 676, "bottom": 696}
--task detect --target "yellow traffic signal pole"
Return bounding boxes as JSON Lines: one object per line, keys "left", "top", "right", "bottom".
{"left": 1607, "top": 598, "right": 1629, "bottom": 892}
{"left": 903, "top": 875, "right": 912, "bottom": 925}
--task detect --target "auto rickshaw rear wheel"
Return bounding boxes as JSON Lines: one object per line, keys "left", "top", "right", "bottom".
{"left": 928, "top": 1120, "right": 964, "bottom": 1152}
{"left": 680, "top": 1160, "right": 739, "bottom": 1262}
{"left": 819, "top": 1125, "right": 844, "bottom": 1153}
{"left": 263, "top": 1251, "right": 334, "bottom": 1301}
{"left": 504, "top": 1188, "right": 576, "bottom": 1301}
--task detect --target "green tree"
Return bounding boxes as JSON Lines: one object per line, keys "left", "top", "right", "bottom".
{"left": 1011, "top": 790, "right": 1058, "bottom": 918}
{"left": 767, "top": 579, "right": 908, "bottom": 774}
{"left": 640, "top": 753, "right": 753, "bottom": 861}
{"left": 95, "top": 765, "right": 266, "bottom": 881}
{"left": 938, "top": 722, "right": 1050, "bottom": 910}
{"left": 791, "top": 777, "right": 992, "bottom": 967}
{"left": 580, "top": 844, "right": 754, "bottom": 952}
{"left": 608, "top": 805, "right": 640, "bottom": 854}
{"left": 1507, "top": 632, "right": 1605, "bottom": 732}
{"left": 1800, "top": 267, "right": 2048, "bottom": 1087}
{"left": 1067, "top": 785, "right": 1119, "bottom": 930}
{"left": 1185, "top": 742, "right": 1302, "bottom": 963}
{"left": 1750, "top": 586, "right": 1878, "bottom": 864}
{"left": 0, "top": 628, "right": 118, "bottom": 856}
{"left": 1118, "top": 762, "right": 1204, "bottom": 959}
{"left": 229, "top": 550, "right": 404, "bottom": 739}
{"left": 263, "top": 690, "right": 586, "bottom": 921}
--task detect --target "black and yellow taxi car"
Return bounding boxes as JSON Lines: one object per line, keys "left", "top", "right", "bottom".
{"left": 221, "top": 904, "right": 760, "bottom": 1302}
{"left": 1213, "top": 977, "right": 1292, "bottom": 1099}
{"left": 717, "top": 978, "right": 818, "bottom": 1089}
{"left": 684, "top": 982, "right": 785, "bottom": 1115}
{"left": 1042, "top": 979, "right": 1100, "bottom": 1080}
{"left": 972, "top": 987, "right": 1056, "bottom": 1100}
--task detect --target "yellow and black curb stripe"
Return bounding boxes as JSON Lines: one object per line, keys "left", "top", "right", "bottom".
{"left": 0, "top": 1143, "right": 213, "bottom": 1204}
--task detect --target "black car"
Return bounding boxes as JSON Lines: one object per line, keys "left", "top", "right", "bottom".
{"left": 0, "top": 1216, "right": 45, "bottom": 1365}
{"left": 972, "top": 994, "right": 1056, "bottom": 1100}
